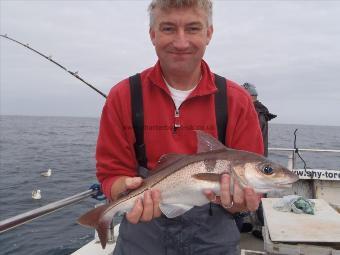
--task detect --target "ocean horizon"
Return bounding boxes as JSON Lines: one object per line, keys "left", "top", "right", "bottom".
{"left": 1, "top": 113, "right": 339, "bottom": 128}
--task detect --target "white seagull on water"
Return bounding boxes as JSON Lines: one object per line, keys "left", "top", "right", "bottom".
{"left": 41, "top": 168, "right": 52, "bottom": 177}
{"left": 32, "top": 189, "right": 41, "bottom": 200}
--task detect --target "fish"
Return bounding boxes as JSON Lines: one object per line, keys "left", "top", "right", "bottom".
{"left": 78, "top": 130, "right": 299, "bottom": 248}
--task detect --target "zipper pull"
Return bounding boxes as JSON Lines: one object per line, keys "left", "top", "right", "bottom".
{"left": 174, "top": 109, "right": 180, "bottom": 132}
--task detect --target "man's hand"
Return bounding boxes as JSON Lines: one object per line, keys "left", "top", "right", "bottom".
{"left": 111, "top": 176, "right": 162, "bottom": 224}
{"left": 204, "top": 174, "right": 261, "bottom": 213}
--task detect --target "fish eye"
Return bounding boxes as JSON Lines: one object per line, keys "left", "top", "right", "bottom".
{"left": 263, "top": 166, "right": 273, "bottom": 175}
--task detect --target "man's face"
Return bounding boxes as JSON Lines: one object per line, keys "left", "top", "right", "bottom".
{"left": 149, "top": 7, "right": 213, "bottom": 75}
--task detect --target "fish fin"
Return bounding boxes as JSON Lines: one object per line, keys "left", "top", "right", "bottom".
{"left": 193, "top": 173, "right": 236, "bottom": 195}
{"left": 151, "top": 153, "right": 186, "bottom": 174}
{"left": 195, "top": 130, "right": 228, "bottom": 153}
{"left": 192, "top": 173, "right": 221, "bottom": 182}
{"left": 78, "top": 203, "right": 118, "bottom": 249}
{"left": 77, "top": 203, "right": 110, "bottom": 228}
{"left": 159, "top": 203, "right": 194, "bottom": 218}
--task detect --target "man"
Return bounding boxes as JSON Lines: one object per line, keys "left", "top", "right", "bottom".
{"left": 242, "top": 82, "right": 277, "bottom": 157}
{"left": 96, "top": 1, "right": 264, "bottom": 254}
{"left": 242, "top": 82, "right": 277, "bottom": 239}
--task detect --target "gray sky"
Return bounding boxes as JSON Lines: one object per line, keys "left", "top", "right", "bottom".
{"left": 1, "top": 1, "right": 340, "bottom": 126}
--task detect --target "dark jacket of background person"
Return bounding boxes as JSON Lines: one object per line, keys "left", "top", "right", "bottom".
{"left": 253, "top": 100, "right": 277, "bottom": 157}
{"left": 242, "top": 82, "right": 277, "bottom": 157}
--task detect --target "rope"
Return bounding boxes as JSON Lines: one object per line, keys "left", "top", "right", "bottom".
{"left": 293, "top": 129, "right": 311, "bottom": 179}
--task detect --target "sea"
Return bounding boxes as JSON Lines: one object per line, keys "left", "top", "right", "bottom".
{"left": 0, "top": 115, "right": 339, "bottom": 255}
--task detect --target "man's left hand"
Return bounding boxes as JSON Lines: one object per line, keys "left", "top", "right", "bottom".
{"left": 204, "top": 174, "right": 262, "bottom": 214}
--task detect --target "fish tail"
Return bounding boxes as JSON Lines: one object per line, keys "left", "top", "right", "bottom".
{"left": 97, "top": 213, "right": 114, "bottom": 249}
{"left": 78, "top": 203, "right": 116, "bottom": 249}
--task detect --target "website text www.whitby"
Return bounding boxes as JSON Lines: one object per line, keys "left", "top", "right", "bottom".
{"left": 293, "top": 169, "right": 340, "bottom": 180}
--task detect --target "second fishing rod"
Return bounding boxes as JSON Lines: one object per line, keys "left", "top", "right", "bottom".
{"left": 1, "top": 34, "right": 107, "bottom": 99}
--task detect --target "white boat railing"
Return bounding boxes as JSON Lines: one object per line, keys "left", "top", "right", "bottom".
{"left": 268, "top": 147, "right": 340, "bottom": 181}
{"left": 269, "top": 147, "right": 340, "bottom": 153}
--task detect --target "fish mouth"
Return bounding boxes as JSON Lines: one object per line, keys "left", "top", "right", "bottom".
{"left": 254, "top": 182, "right": 293, "bottom": 191}
{"left": 274, "top": 176, "right": 299, "bottom": 187}
{"left": 273, "top": 177, "right": 300, "bottom": 188}
{"left": 275, "top": 183, "right": 293, "bottom": 188}
{"left": 254, "top": 179, "right": 298, "bottom": 191}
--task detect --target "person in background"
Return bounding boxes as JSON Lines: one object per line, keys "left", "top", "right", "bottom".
{"left": 96, "top": 1, "right": 264, "bottom": 254}
{"left": 242, "top": 82, "right": 277, "bottom": 239}
{"left": 242, "top": 82, "right": 277, "bottom": 157}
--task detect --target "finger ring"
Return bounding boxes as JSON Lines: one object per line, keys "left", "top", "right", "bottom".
{"left": 221, "top": 201, "right": 234, "bottom": 209}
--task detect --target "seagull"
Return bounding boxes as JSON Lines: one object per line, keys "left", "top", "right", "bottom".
{"left": 41, "top": 168, "right": 52, "bottom": 177}
{"left": 32, "top": 189, "right": 41, "bottom": 200}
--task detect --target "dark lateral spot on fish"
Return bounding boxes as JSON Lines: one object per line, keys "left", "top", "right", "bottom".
{"left": 192, "top": 173, "right": 220, "bottom": 182}
{"left": 204, "top": 159, "right": 217, "bottom": 172}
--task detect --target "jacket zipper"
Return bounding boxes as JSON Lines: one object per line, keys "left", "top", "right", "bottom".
{"left": 167, "top": 89, "right": 203, "bottom": 134}
{"left": 174, "top": 108, "right": 180, "bottom": 133}
{"left": 172, "top": 98, "right": 194, "bottom": 134}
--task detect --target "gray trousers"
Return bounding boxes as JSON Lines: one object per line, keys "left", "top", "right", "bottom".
{"left": 113, "top": 203, "right": 240, "bottom": 255}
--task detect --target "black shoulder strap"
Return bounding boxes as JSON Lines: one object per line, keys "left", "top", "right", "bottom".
{"left": 129, "top": 73, "right": 228, "bottom": 176}
{"left": 214, "top": 74, "right": 228, "bottom": 145}
{"left": 129, "top": 74, "right": 148, "bottom": 171}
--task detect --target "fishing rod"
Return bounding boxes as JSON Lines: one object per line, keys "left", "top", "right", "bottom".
{"left": 0, "top": 35, "right": 109, "bottom": 233}
{"left": 0, "top": 185, "right": 105, "bottom": 234}
{"left": 0, "top": 34, "right": 107, "bottom": 98}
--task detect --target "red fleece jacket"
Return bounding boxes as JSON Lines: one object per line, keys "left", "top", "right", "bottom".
{"left": 96, "top": 60, "right": 264, "bottom": 198}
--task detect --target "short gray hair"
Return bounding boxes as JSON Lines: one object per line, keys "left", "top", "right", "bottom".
{"left": 148, "top": 0, "right": 213, "bottom": 27}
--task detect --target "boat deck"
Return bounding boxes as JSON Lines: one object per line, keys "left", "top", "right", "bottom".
{"left": 240, "top": 233, "right": 264, "bottom": 252}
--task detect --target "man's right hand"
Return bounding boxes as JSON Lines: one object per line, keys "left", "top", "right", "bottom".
{"left": 111, "top": 176, "right": 162, "bottom": 224}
